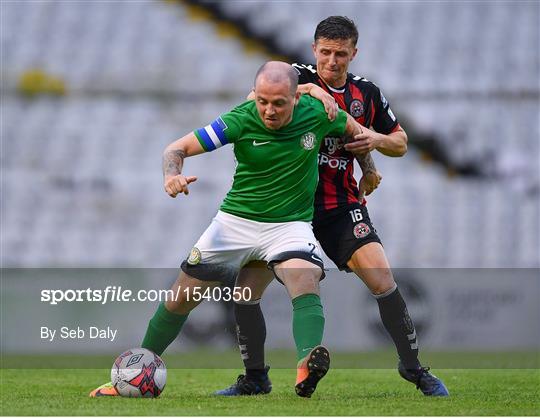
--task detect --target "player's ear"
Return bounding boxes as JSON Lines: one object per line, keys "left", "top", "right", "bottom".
{"left": 312, "top": 42, "right": 317, "bottom": 57}
{"left": 350, "top": 47, "right": 358, "bottom": 61}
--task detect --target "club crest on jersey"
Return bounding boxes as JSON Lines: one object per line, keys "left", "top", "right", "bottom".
{"left": 300, "top": 132, "right": 316, "bottom": 150}
{"left": 350, "top": 99, "right": 364, "bottom": 118}
{"left": 187, "top": 247, "right": 201, "bottom": 265}
{"left": 353, "top": 222, "right": 371, "bottom": 239}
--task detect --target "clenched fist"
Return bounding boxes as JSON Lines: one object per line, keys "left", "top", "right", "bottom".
{"left": 164, "top": 175, "right": 198, "bottom": 197}
{"left": 359, "top": 171, "right": 382, "bottom": 197}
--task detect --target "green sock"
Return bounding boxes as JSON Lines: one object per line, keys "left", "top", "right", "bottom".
{"left": 292, "top": 293, "right": 325, "bottom": 361}
{"left": 141, "top": 303, "right": 188, "bottom": 356}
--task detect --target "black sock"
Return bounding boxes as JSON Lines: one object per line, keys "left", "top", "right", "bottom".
{"left": 375, "top": 286, "right": 421, "bottom": 370}
{"left": 234, "top": 300, "right": 267, "bottom": 381}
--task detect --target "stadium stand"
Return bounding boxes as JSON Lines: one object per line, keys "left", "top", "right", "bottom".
{"left": 1, "top": 1, "right": 538, "bottom": 269}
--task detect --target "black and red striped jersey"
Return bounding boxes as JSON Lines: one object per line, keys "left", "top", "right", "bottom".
{"left": 293, "top": 63, "right": 401, "bottom": 217}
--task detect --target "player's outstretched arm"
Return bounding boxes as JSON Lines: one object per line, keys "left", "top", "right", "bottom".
{"left": 162, "top": 133, "right": 205, "bottom": 198}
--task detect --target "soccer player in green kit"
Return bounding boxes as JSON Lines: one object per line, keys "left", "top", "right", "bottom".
{"left": 90, "top": 61, "right": 379, "bottom": 398}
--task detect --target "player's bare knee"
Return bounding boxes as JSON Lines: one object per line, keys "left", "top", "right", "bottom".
{"left": 281, "top": 268, "right": 321, "bottom": 299}
{"left": 370, "top": 268, "right": 396, "bottom": 295}
{"left": 164, "top": 298, "right": 197, "bottom": 315}
{"left": 165, "top": 272, "right": 217, "bottom": 314}
{"left": 235, "top": 261, "right": 273, "bottom": 301}
{"left": 164, "top": 288, "right": 202, "bottom": 314}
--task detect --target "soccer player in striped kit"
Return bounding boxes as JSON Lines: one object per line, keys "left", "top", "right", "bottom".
{"left": 217, "top": 16, "right": 449, "bottom": 397}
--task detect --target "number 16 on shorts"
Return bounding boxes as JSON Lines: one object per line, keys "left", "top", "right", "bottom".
{"left": 349, "top": 208, "right": 363, "bottom": 222}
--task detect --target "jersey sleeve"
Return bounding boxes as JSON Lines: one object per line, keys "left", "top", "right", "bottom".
{"left": 326, "top": 108, "right": 348, "bottom": 136}
{"left": 371, "top": 84, "right": 399, "bottom": 134}
{"left": 193, "top": 104, "right": 245, "bottom": 151}
{"left": 309, "top": 97, "right": 348, "bottom": 136}
{"left": 292, "top": 62, "right": 318, "bottom": 85}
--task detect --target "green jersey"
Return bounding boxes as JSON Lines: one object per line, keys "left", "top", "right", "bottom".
{"left": 194, "top": 95, "right": 348, "bottom": 222}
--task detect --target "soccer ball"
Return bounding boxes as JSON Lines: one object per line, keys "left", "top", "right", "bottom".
{"left": 111, "top": 348, "right": 166, "bottom": 397}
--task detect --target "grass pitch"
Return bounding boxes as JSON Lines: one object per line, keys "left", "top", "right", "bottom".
{"left": 1, "top": 352, "right": 539, "bottom": 416}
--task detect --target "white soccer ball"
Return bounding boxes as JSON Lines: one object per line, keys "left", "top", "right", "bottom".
{"left": 111, "top": 348, "right": 166, "bottom": 398}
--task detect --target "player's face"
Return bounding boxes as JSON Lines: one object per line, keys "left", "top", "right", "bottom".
{"left": 254, "top": 78, "right": 298, "bottom": 130}
{"left": 313, "top": 38, "right": 357, "bottom": 88}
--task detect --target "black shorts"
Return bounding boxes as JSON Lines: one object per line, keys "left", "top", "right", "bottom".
{"left": 313, "top": 202, "right": 382, "bottom": 272}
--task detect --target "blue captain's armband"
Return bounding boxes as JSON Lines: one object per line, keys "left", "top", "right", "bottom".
{"left": 194, "top": 117, "right": 229, "bottom": 151}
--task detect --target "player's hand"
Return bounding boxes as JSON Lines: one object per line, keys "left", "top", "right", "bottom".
{"left": 309, "top": 85, "right": 338, "bottom": 121}
{"left": 164, "top": 175, "right": 198, "bottom": 197}
{"left": 359, "top": 170, "right": 382, "bottom": 197}
{"left": 345, "top": 126, "right": 382, "bottom": 154}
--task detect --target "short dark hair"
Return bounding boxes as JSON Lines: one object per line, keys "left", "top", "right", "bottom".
{"left": 314, "top": 16, "right": 358, "bottom": 46}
